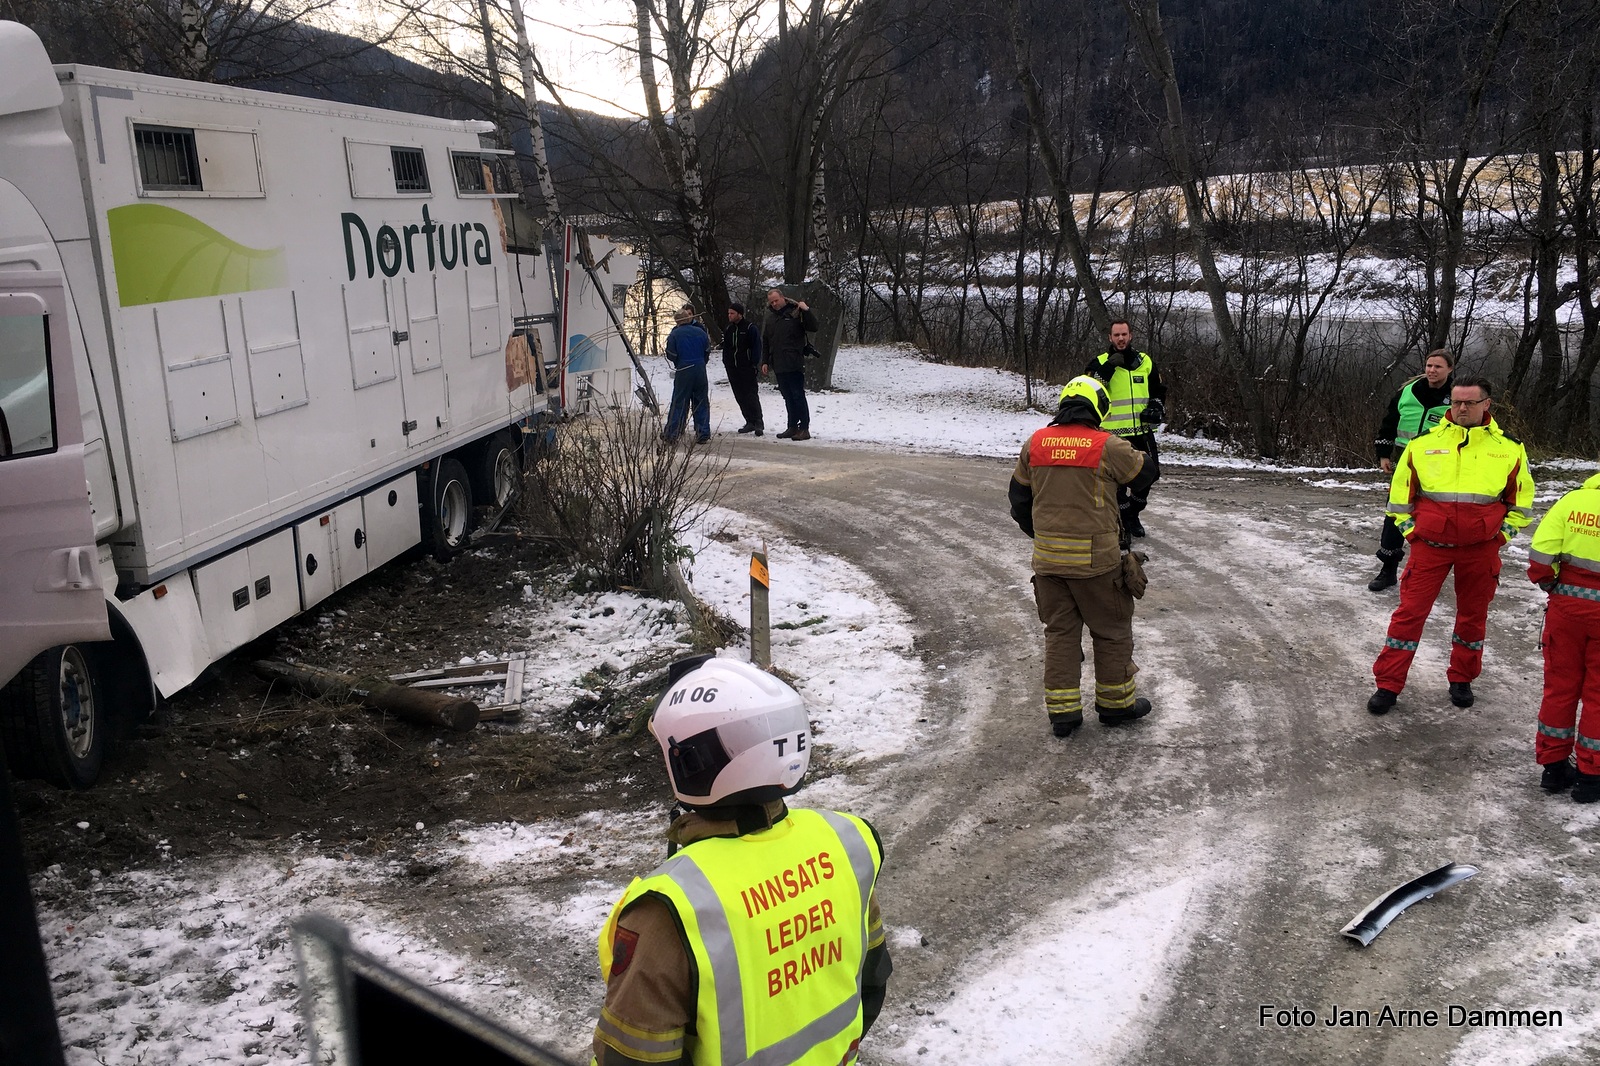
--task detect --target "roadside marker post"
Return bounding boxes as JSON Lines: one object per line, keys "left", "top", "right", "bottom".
{"left": 750, "top": 545, "right": 771, "bottom": 669}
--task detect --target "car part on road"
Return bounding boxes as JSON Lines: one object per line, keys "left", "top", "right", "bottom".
{"left": 389, "top": 656, "right": 526, "bottom": 721}
{"left": 1340, "top": 862, "right": 1479, "bottom": 946}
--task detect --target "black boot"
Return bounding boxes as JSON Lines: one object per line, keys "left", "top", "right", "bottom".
{"left": 1574, "top": 771, "right": 1600, "bottom": 804}
{"left": 1049, "top": 710, "right": 1083, "bottom": 737}
{"left": 1368, "top": 688, "right": 1398, "bottom": 715}
{"left": 1540, "top": 760, "right": 1576, "bottom": 792}
{"left": 1097, "top": 697, "right": 1152, "bottom": 724}
{"left": 1449, "top": 682, "right": 1475, "bottom": 708}
{"left": 1367, "top": 561, "right": 1399, "bottom": 592}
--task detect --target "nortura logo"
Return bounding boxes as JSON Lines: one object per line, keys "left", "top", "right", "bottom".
{"left": 342, "top": 206, "right": 493, "bottom": 280}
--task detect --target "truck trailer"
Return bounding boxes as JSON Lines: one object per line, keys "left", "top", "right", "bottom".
{"left": 0, "top": 21, "right": 641, "bottom": 788}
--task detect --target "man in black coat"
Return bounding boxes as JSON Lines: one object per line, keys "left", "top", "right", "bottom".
{"left": 761, "top": 288, "right": 820, "bottom": 441}
{"left": 721, "top": 301, "right": 765, "bottom": 435}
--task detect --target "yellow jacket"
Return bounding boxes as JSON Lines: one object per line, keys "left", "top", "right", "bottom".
{"left": 1386, "top": 415, "right": 1534, "bottom": 548}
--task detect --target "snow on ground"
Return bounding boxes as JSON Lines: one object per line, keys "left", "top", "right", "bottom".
{"left": 39, "top": 343, "right": 1600, "bottom": 1064}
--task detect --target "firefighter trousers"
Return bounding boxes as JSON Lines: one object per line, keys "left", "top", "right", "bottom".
{"left": 1373, "top": 539, "right": 1502, "bottom": 693}
{"left": 1032, "top": 570, "right": 1137, "bottom": 722}
{"left": 1536, "top": 594, "right": 1600, "bottom": 775}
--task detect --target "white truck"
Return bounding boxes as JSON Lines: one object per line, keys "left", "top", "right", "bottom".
{"left": 0, "top": 21, "right": 642, "bottom": 788}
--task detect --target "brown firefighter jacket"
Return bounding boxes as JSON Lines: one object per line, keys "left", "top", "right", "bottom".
{"left": 1009, "top": 418, "right": 1152, "bottom": 578}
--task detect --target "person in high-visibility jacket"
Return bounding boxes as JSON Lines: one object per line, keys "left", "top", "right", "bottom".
{"left": 1083, "top": 319, "right": 1168, "bottom": 538}
{"left": 1367, "top": 349, "right": 1455, "bottom": 591}
{"left": 1526, "top": 473, "right": 1600, "bottom": 802}
{"left": 1368, "top": 377, "right": 1535, "bottom": 715}
{"left": 592, "top": 656, "right": 891, "bottom": 1066}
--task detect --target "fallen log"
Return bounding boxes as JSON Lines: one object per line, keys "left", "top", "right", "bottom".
{"left": 253, "top": 660, "right": 478, "bottom": 733}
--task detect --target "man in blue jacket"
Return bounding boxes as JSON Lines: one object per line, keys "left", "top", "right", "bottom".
{"left": 663, "top": 304, "right": 711, "bottom": 444}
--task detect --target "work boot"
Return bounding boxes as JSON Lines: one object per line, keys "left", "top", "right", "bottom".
{"left": 1049, "top": 710, "right": 1083, "bottom": 737}
{"left": 776, "top": 427, "right": 796, "bottom": 439}
{"left": 737, "top": 423, "right": 757, "bottom": 434}
{"left": 1367, "top": 562, "right": 1399, "bottom": 592}
{"left": 1096, "top": 697, "right": 1152, "bottom": 724}
{"left": 1449, "top": 682, "right": 1475, "bottom": 708}
{"left": 1125, "top": 514, "right": 1146, "bottom": 538}
{"left": 1574, "top": 771, "right": 1600, "bottom": 804}
{"left": 1540, "top": 760, "right": 1576, "bottom": 793}
{"left": 790, "top": 428, "right": 812, "bottom": 441}
{"left": 1367, "top": 688, "right": 1398, "bottom": 715}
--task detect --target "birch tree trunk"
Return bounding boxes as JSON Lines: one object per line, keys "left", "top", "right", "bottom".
{"left": 504, "top": 0, "right": 561, "bottom": 224}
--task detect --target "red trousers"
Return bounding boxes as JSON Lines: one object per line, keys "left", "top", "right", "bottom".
{"left": 1373, "top": 539, "right": 1502, "bottom": 693}
{"left": 1536, "top": 594, "right": 1600, "bottom": 774}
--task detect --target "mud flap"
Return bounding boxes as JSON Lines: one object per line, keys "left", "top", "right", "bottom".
{"left": 1340, "top": 862, "right": 1479, "bottom": 947}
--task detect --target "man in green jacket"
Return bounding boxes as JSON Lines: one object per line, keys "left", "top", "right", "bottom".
{"left": 1368, "top": 349, "right": 1454, "bottom": 591}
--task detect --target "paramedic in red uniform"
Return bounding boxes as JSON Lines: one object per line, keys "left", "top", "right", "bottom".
{"left": 1367, "top": 377, "right": 1534, "bottom": 715}
{"left": 1527, "top": 472, "right": 1600, "bottom": 802}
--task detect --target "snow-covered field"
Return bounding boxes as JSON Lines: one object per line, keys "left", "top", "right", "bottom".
{"left": 36, "top": 343, "right": 1598, "bottom": 1064}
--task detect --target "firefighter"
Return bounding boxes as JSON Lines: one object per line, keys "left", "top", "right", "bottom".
{"left": 591, "top": 656, "right": 891, "bottom": 1066}
{"left": 1368, "top": 349, "right": 1455, "bottom": 591}
{"left": 1010, "top": 375, "right": 1159, "bottom": 736}
{"left": 1368, "top": 377, "right": 1534, "bottom": 715}
{"left": 1083, "top": 320, "right": 1167, "bottom": 537}
{"left": 1526, "top": 473, "right": 1600, "bottom": 802}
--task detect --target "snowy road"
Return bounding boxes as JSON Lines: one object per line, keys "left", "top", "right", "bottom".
{"left": 32, "top": 344, "right": 1600, "bottom": 1064}
{"left": 716, "top": 439, "right": 1599, "bottom": 1066}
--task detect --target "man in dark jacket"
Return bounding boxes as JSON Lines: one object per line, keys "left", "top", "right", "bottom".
{"left": 761, "top": 288, "right": 819, "bottom": 441}
{"left": 1367, "top": 348, "right": 1454, "bottom": 591}
{"left": 662, "top": 304, "right": 711, "bottom": 444}
{"left": 721, "top": 301, "right": 765, "bottom": 435}
{"left": 1083, "top": 320, "right": 1168, "bottom": 537}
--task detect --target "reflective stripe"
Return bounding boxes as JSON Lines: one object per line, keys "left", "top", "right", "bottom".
{"left": 1452, "top": 633, "right": 1485, "bottom": 651}
{"left": 1045, "top": 688, "right": 1082, "bottom": 713}
{"left": 662, "top": 856, "right": 747, "bottom": 1066}
{"left": 1554, "top": 583, "right": 1600, "bottom": 603}
{"left": 817, "top": 811, "right": 877, "bottom": 917}
{"left": 1580, "top": 733, "right": 1600, "bottom": 753}
{"left": 1389, "top": 502, "right": 1414, "bottom": 514}
{"left": 1557, "top": 555, "right": 1600, "bottom": 574}
{"left": 596, "top": 1009, "right": 686, "bottom": 1062}
{"left": 743, "top": 993, "right": 862, "bottom": 1066}
{"left": 1509, "top": 505, "right": 1533, "bottom": 518}
{"left": 1385, "top": 637, "right": 1419, "bottom": 651}
{"left": 1418, "top": 490, "right": 1504, "bottom": 505}
{"left": 1095, "top": 678, "right": 1137, "bottom": 707}
{"left": 1540, "top": 722, "right": 1577, "bottom": 739}
{"left": 1528, "top": 548, "right": 1556, "bottom": 564}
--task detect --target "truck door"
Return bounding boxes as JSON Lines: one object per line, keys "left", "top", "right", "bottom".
{"left": 0, "top": 273, "right": 110, "bottom": 683}
{"left": 388, "top": 272, "right": 448, "bottom": 449}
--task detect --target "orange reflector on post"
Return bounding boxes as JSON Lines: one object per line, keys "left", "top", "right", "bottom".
{"left": 749, "top": 554, "right": 770, "bottom": 589}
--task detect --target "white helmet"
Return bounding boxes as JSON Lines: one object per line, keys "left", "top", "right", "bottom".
{"left": 649, "top": 656, "right": 811, "bottom": 807}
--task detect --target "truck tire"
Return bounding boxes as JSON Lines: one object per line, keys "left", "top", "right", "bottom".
{"left": 473, "top": 431, "right": 522, "bottom": 511}
{"left": 0, "top": 644, "right": 106, "bottom": 790}
{"left": 425, "top": 456, "right": 476, "bottom": 561}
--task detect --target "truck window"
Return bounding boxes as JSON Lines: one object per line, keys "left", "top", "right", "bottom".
{"left": 391, "top": 147, "right": 430, "bottom": 193}
{"left": 0, "top": 313, "right": 55, "bottom": 459}
{"left": 134, "top": 125, "right": 202, "bottom": 190}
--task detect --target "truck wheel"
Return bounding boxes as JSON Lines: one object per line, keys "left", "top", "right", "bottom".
{"left": 0, "top": 644, "right": 106, "bottom": 790}
{"left": 473, "top": 431, "right": 522, "bottom": 510}
{"left": 425, "top": 456, "right": 475, "bottom": 561}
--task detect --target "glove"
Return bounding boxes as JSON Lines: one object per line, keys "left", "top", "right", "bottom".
{"left": 1539, "top": 578, "right": 1557, "bottom": 593}
{"left": 1142, "top": 399, "right": 1166, "bottom": 426}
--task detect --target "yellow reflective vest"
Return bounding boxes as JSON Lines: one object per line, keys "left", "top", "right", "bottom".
{"left": 1089, "top": 351, "right": 1155, "bottom": 437}
{"left": 1386, "top": 415, "right": 1534, "bottom": 547}
{"left": 1528, "top": 471, "right": 1600, "bottom": 595}
{"left": 598, "top": 808, "right": 882, "bottom": 1066}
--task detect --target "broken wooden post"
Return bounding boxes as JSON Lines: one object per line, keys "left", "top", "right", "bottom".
{"left": 750, "top": 544, "right": 771, "bottom": 669}
{"left": 253, "top": 660, "right": 478, "bottom": 732}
